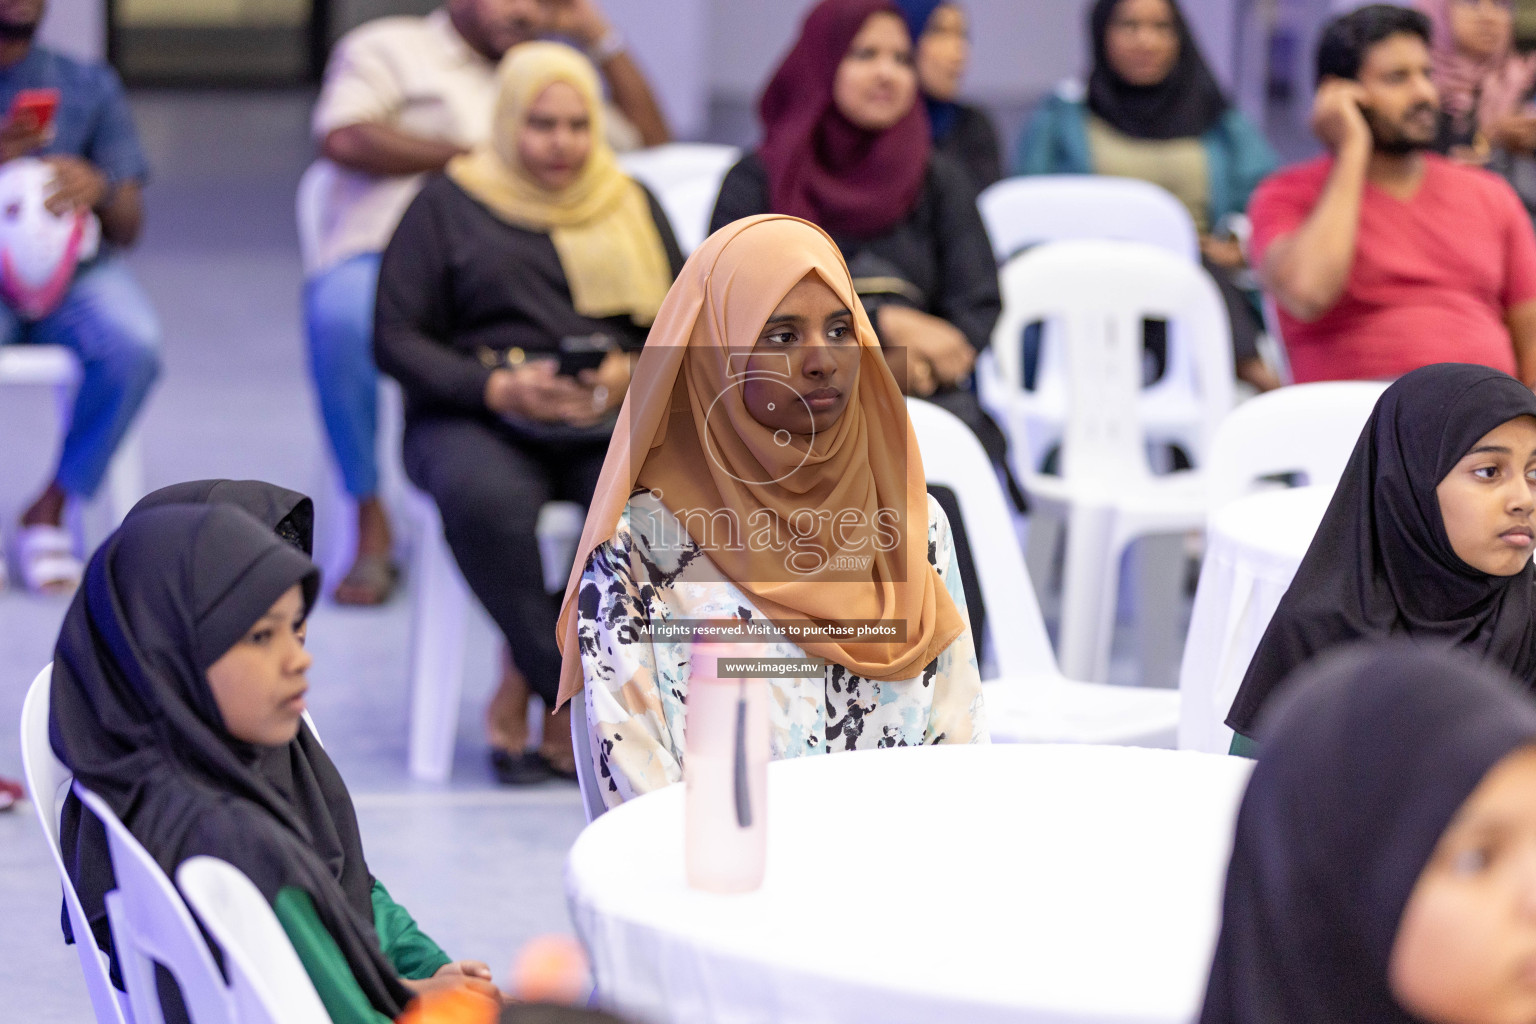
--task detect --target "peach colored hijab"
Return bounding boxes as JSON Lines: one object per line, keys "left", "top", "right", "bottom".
{"left": 555, "top": 214, "right": 965, "bottom": 706}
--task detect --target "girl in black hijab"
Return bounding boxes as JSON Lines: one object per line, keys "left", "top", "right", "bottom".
{"left": 51, "top": 502, "right": 497, "bottom": 1023}
{"left": 58, "top": 480, "right": 319, "bottom": 981}
{"left": 1202, "top": 643, "right": 1536, "bottom": 1024}
{"left": 129, "top": 478, "right": 316, "bottom": 553}
{"left": 1227, "top": 364, "right": 1536, "bottom": 749}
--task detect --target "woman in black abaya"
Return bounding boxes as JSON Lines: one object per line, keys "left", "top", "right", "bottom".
{"left": 1226, "top": 363, "right": 1536, "bottom": 751}
{"left": 1203, "top": 643, "right": 1536, "bottom": 1024}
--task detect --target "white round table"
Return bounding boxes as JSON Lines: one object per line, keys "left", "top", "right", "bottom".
{"left": 566, "top": 744, "right": 1253, "bottom": 1024}
{"left": 1177, "top": 485, "right": 1332, "bottom": 753}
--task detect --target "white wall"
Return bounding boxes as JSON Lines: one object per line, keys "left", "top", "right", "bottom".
{"left": 39, "top": 0, "right": 105, "bottom": 62}
{"left": 607, "top": 0, "right": 710, "bottom": 139}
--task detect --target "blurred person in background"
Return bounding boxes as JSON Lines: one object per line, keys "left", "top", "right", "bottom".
{"left": 895, "top": 0, "right": 1002, "bottom": 190}
{"left": 374, "top": 43, "right": 682, "bottom": 784}
{"left": 307, "top": 0, "right": 670, "bottom": 608}
{"left": 1015, "top": 0, "right": 1281, "bottom": 391}
{"left": 1249, "top": 4, "right": 1536, "bottom": 384}
{"left": 1419, "top": 0, "right": 1536, "bottom": 215}
{"left": 0, "top": 0, "right": 158, "bottom": 595}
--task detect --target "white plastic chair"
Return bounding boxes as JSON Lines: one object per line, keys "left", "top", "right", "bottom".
{"left": 990, "top": 240, "right": 1234, "bottom": 683}
{"left": 653, "top": 175, "right": 724, "bottom": 256}
{"left": 0, "top": 344, "right": 146, "bottom": 545}
{"left": 175, "top": 858, "right": 330, "bottom": 1024}
{"left": 907, "top": 398, "right": 1179, "bottom": 746}
{"left": 977, "top": 174, "right": 1200, "bottom": 265}
{"left": 974, "top": 173, "right": 1212, "bottom": 485}
{"left": 572, "top": 689, "right": 607, "bottom": 823}
{"left": 20, "top": 664, "right": 135, "bottom": 1024}
{"left": 294, "top": 161, "right": 339, "bottom": 280}
{"left": 73, "top": 785, "right": 234, "bottom": 1024}
{"left": 404, "top": 494, "right": 585, "bottom": 782}
{"left": 1204, "top": 380, "right": 1386, "bottom": 509}
{"left": 618, "top": 143, "right": 740, "bottom": 195}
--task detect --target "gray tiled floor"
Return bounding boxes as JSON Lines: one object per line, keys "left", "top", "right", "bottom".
{"left": 0, "top": 90, "right": 586, "bottom": 1021}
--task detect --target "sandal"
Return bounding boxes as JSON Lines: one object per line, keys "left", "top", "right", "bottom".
{"left": 491, "top": 748, "right": 555, "bottom": 786}
{"left": 332, "top": 552, "right": 400, "bottom": 606}
{"left": 14, "top": 524, "right": 81, "bottom": 594}
{"left": 540, "top": 752, "right": 579, "bottom": 783}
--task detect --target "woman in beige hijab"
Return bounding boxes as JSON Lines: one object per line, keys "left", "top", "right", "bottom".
{"left": 555, "top": 214, "right": 986, "bottom": 809}
{"left": 374, "top": 41, "right": 682, "bottom": 784}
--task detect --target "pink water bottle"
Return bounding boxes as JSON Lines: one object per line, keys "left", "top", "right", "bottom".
{"left": 684, "top": 639, "right": 769, "bottom": 893}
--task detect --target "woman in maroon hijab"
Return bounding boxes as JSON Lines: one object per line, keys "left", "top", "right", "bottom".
{"left": 710, "top": 0, "right": 1005, "bottom": 476}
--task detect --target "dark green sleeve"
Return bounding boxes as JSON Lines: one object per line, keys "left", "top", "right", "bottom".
{"left": 1229, "top": 732, "right": 1259, "bottom": 759}
{"left": 371, "top": 880, "right": 452, "bottom": 980}
{"left": 272, "top": 887, "right": 395, "bottom": 1024}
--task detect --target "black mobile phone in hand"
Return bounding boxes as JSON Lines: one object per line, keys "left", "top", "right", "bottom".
{"left": 557, "top": 333, "right": 613, "bottom": 377}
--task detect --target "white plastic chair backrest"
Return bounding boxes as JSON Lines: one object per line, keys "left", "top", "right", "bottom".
{"left": 20, "top": 664, "right": 133, "bottom": 1024}
{"left": 1206, "top": 380, "right": 1387, "bottom": 508}
{"left": 1260, "top": 292, "right": 1295, "bottom": 386}
{"left": 0, "top": 343, "right": 80, "bottom": 386}
{"left": 654, "top": 175, "right": 723, "bottom": 256}
{"left": 994, "top": 240, "right": 1234, "bottom": 481}
{"left": 618, "top": 142, "right": 740, "bottom": 194}
{"left": 977, "top": 175, "right": 1199, "bottom": 264}
{"left": 175, "top": 858, "right": 330, "bottom": 1024}
{"left": 906, "top": 398, "right": 1057, "bottom": 680}
{"left": 572, "top": 694, "right": 607, "bottom": 822}
{"left": 294, "top": 160, "right": 339, "bottom": 279}
{"left": 73, "top": 786, "right": 234, "bottom": 1024}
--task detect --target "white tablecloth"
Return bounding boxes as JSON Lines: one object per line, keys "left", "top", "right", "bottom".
{"left": 567, "top": 744, "right": 1254, "bottom": 1024}
{"left": 1177, "top": 486, "right": 1331, "bottom": 753}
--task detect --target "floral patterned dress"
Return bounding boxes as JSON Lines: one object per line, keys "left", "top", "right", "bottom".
{"left": 574, "top": 490, "right": 987, "bottom": 809}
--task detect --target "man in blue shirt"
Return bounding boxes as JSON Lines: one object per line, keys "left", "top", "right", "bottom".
{"left": 0, "top": 0, "right": 159, "bottom": 592}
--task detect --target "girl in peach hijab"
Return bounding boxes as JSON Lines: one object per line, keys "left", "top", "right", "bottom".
{"left": 554, "top": 214, "right": 985, "bottom": 809}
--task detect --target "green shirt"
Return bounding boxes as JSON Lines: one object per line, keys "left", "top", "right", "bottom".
{"left": 272, "top": 880, "right": 451, "bottom": 1024}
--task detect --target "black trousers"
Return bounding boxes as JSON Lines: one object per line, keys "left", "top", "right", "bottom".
{"left": 403, "top": 415, "right": 608, "bottom": 707}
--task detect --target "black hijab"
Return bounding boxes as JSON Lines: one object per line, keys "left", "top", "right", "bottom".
{"left": 50, "top": 504, "right": 412, "bottom": 1019}
{"left": 1227, "top": 363, "right": 1536, "bottom": 737}
{"left": 1087, "top": 0, "right": 1228, "bottom": 140}
{"left": 1201, "top": 642, "right": 1536, "bottom": 1024}
{"left": 130, "top": 479, "right": 315, "bottom": 555}
{"left": 60, "top": 481, "right": 377, "bottom": 988}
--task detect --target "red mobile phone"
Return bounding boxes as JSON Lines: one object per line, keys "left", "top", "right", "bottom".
{"left": 9, "top": 88, "right": 59, "bottom": 134}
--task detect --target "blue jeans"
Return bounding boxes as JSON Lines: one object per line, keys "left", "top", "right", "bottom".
{"left": 305, "top": 253, "right": 381, "bottom": 499}
{"left": 2, "top": 257, "right": 161, "bottom": 499}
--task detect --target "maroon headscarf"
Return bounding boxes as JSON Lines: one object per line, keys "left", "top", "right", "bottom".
{"left": 757, "top": 0, "right": 932, "bottom": 238}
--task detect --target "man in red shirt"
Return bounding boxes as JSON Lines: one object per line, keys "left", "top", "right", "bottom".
{"left": 1249, "top": 4, "right": 1536, "bottom": 385}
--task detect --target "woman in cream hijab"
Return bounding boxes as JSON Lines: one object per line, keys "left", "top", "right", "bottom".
{"left": 374, "top": 41, "right": 682, "bottom": 784}
{"left": 556, "top": 214, "right": 986, "bottom": 810}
